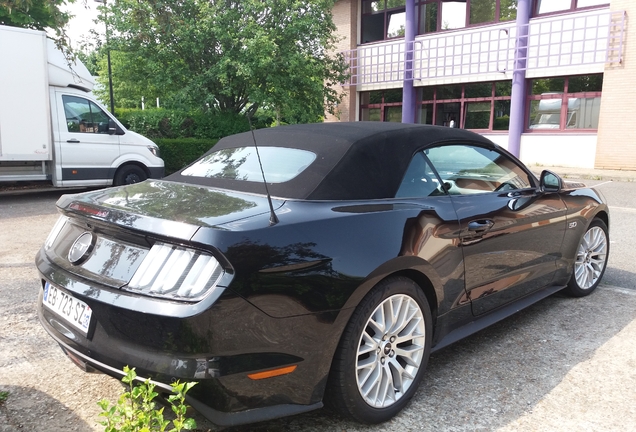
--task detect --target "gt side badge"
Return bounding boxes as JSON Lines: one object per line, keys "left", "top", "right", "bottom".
{"left": 569, "top": 222, "right": 578, "bottom": 229}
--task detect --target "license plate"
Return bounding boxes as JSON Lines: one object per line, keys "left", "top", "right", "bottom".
{"left": 43, "top": 282, "right": 92, "bottom": 335}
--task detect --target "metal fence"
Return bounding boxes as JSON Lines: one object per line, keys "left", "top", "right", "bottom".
{"left": 342, "top": 9, "right": 626, "bottom": 86}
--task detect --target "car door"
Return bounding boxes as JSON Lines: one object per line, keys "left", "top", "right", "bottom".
{"left": 55, "top": 92, "right": 120, "bottom": 185}
{"left": 425, "top": 143, "right": 567, "bottom": 316}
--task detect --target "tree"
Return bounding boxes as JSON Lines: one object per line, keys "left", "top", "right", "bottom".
{"left": 102, "top": 0, "right": 348, "bottom": 120}
{"left": 0, "top": 0, "right": 79, "bottom": 58}
{"left": 0, "top": 0, "right": 71, "bottom": 30}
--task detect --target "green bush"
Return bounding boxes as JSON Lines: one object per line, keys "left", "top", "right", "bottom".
{"left": 155, "top": 138, "right": 218, "bottom": 175}
{"left": 115, "top": 109, "right": 257, "bottom": 140}
{"left": 98, "top": 366, "right": 197, "bottom": 432}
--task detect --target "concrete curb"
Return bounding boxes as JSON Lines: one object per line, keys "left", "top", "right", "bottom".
{"left": 531, "top": 166, "right": 636, "bottom": 182}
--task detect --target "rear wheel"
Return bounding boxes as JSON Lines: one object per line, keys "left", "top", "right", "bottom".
{"left": 114, "top": 165, "right": 147, "bottom": 186}
{"left": 563, "top": 218, "right": 609, "bottom": 297}
{"left": 326, "top": 277, "right": 432, "bottom": 423}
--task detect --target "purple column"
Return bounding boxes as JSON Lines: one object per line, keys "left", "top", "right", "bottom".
{"left": 402, "top": 0, "right": 416, "bottom": 123}
{"left": 508, "top": 0, "right": 531, "bottom": 157}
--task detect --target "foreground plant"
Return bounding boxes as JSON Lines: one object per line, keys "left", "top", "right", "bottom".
{"left": 98, "top": 366, "right": 197, "bottom": 432}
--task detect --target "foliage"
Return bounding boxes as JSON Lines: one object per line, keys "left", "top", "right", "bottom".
{"left": 115, "top": 108, "right": 258, "bottom": 140}
{"left": 0, "top": 0, "right": 77, "bottom": 59}
{"left": 99, "top": 0, "right": 348, "bottom": 120}
{"left": 0, "top": 0, "right": 72, "bottom": 31}
{"left": 97, "top": 366, "right": 197, "bottom": 432}
{"left": 0, "top": 390, "right": 8, "bottom": 405}
{"left": 155, "top": 138, "right": 218, "bottom": 175}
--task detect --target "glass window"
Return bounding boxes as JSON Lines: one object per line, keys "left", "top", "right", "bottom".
{"left": 536, "top": 0, "right": 608, "bottom": 15}
{"left": 387, "top": 10, "right": 406, "bottom": 37}
{"left": 464, "top": 102, "right": 491, "bottom": 129}
{"left": 418, "top": 2, "right": 438, "bottom": 34}
{"left": 577, "top": 0, "right": 608, "bottom": 7}
{"left": 529, "top": 99, "right": 562, "bottom": 130}
{"left": 568, "top": 75, "right": 603, "bottom": 92}
{"left": 531, "top": 77, "right": 566, "bottom": 95}
{"left": 527, "top": 74, "right": 602, "bottom": 131}
{"left": 435, "top": 102, "right": 461, "bottom": 127}
{"left": 465, "top": 82, "right": 492, "bottom": 98}
{"left": 493, "top": 100, "right": 511, "bottom": 130}
{"left": 426, "top": 145, "right": 531, "bottom": 195}
{"left": 396, "top": 152, "right": 441, "bottom": 197}
{"left": 441, "top": 1, "right": 467, "bottom": 30}
{"left": 361, "top": 0, "right": 406, "bottom": 42}
{"left": 566, "top": 97, "right": 601, "bottom": 129}
{"left": 385, "top": 106, "right": 403, "bottom": 122}
{"left": 63, "top": 95, "right": 112, "bottom": 134}
{"left": 536, "top": 0, "right": 571, "bottom": 14}
{"left": 437, "top": 84, "right": 463, "bottom": 99}
{"left": 470, "top": 0, "right": 495, "bottom": 25}
{"left": 361, "top": 107, "right": 382, "bottom": 121}
{"left": 417, "top": 103, "right": 434, "bottom": 124}
{"left": 499, "top": 0, "right": 517, "bottom": 21}
{"left": 182, "top": 147, "right": 316, "bottom": 183}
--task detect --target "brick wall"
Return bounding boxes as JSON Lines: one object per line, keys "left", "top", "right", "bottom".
{"left": 595, "top": 0, "right": 636, "bottom": 169}
{"left": 325, "top": 0, "right": 357, "bottom": 122}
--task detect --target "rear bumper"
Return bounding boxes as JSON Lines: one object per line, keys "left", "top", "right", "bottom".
{"left": 40, "top": 323, "right": 322, "bottom": 427}
{"left": 35, "top": 249, "right": 340, "bottom": 425}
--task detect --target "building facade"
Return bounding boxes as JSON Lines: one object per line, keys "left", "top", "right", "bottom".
{"left": 328, "top": 0, "right": 634, "bottom": 170}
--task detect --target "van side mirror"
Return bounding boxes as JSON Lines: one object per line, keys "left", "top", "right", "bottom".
{"left": 108, "top": 119, "right": 124, "bottom": 135}
{"left": 540, "top": 170, "right": 562, "bottom": 193}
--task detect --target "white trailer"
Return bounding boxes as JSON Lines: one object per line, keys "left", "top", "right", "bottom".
{"left": 0, "top": 25, "right": 164, "bottom": 186}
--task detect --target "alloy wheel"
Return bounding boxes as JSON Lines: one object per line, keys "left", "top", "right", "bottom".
{"left": 355, "top": 294, "right": 426, "bottom": 408}
{"left": 574, "top": 226, "right": 608, "bottom": 290}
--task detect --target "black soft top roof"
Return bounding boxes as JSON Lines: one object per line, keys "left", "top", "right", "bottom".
{"left": 166, "top": 122, "right": 496, "bottom": 200}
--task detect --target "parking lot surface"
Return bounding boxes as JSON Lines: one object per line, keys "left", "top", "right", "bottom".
{"left": 0, "top": 180, "right": 635, "bottom": 431}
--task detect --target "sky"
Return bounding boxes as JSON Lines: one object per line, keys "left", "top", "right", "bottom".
{"left": 61, "top": 0, "right": 104, "bottom": 48}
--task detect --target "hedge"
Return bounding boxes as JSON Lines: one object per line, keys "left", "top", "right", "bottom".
{"left": 154, "top": 138, "right": 218, "bottom": 175}
{"left": 116, "top": 108, "right": 261, "bottom": 140}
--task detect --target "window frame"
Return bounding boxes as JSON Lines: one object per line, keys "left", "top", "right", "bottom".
{"left": 361, "top": 1, "right": 519, "bottom": 43}
{"left": 360, "top": 89, "right": 404, "bottom": 122}
{"left": 420, "top": 81, "right": 512, "bottom": 131}
{"left": 533, "top": 0, "right": 610, "bottom": 17}
{"left": 361, "top": 0, "right": 407, "bottom": 44}
{"left": 424, "top": 143, "right": 535, "bottom": 196}
{"left": 525, "top": 75, "right": 603, "bottom": 132}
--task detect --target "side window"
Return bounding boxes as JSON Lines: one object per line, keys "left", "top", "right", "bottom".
{"left": 425, "top": 144, "right": 532, "bottom": 195}
{"left": 63, "top": 95, "right": 111, "bottom": 134}
{"left": 396, "top": 151, "right": 443, "bottom": 198}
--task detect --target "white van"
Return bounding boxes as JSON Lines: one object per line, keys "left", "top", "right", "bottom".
{"left": 0, "top": 25, "right": 164, "bottom": 187}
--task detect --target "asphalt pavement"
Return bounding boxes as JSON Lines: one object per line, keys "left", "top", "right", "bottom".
{"left": 0, "top": 174, "right": 635, "bottom": 431}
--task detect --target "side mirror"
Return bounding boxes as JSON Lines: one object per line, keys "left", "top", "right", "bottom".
{"left": 540, "top": 170, "right": 562, "bottom": 193}
{"left": 108, "top": 119, "right": 124, "bottom": 135}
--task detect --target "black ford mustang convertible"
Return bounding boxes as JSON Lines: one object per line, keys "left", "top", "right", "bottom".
{"left": 37, "top": 122, "right": 609, "bottom": 426}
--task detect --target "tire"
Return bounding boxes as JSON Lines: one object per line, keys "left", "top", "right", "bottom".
{"left": 326, "top": 277, "right": 432, "bottom": 423}
{"left": 114, "top": 165, "right": 147, "bottom": 186}
{"left": 563, "top": 218, "right": 609, "bottom": 297}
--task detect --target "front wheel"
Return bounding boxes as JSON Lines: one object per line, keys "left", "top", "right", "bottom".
{"left": 114, "top": 165, "right": 147, "bottom": 186}
{"left": 326, "top": 277, "right": 432, "bottom": 423}
{"left": 563, "top": 218, "right": 609, "bottom": 297}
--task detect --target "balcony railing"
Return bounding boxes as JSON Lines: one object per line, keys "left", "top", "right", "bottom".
{"left": 342, "top": 9, "right": 626, "bottom": 87}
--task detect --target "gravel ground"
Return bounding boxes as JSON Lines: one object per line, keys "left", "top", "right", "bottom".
{"left": 1, "top": 184, "right": 635, "bottom": 432}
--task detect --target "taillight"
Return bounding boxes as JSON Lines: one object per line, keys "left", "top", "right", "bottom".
{"left": 125, "top": 243, "right": 224, "bottom": 301}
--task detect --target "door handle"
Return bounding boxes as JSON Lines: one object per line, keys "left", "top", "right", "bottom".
{"left": 468, "top": 219, "right": 494, "bottom": 232}
{"left": 67, "top": 138, "right": 80, "bottom": 143}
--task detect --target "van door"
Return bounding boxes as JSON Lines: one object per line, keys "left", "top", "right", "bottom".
{"left": 54, "top": 91, "right": 120, "bottom": 186}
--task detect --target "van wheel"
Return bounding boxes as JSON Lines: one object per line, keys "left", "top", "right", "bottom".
{"left": 114, "top": 165, "right": 147, "bottom": 186}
